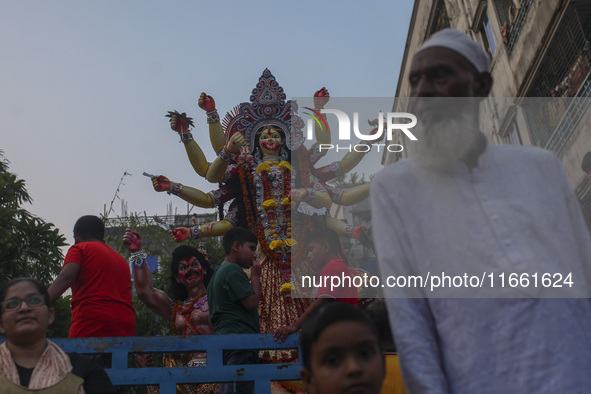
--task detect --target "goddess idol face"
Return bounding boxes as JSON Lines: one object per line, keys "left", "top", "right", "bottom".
{"left": 258, "top": 126, "right": 284, "bottom": 156}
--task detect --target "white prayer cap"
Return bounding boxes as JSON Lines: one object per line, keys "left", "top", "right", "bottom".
{"left": 417, "top": 28, "right": 491, "bottom": 73}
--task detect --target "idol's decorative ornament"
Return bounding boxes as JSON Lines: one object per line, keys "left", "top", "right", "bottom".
{"left": 222, "top": 69, "right": 305, "bottom": 157}
{"left": 171, "top": 293, "right": 208, "bottom": 335}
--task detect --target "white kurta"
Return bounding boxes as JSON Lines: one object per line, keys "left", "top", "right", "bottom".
{"left": 371, "top": 143, "right": 591, "bottom": 393}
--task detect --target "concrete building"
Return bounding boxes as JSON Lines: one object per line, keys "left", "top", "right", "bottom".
{"left": 389, "top": 0, "right": 591, "bottom": 204}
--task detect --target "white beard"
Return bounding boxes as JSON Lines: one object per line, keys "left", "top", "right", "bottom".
{"left": 412, "top": 111, "right": 481, "bottom": 168}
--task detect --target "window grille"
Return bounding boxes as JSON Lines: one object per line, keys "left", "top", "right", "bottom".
{"left": 521, "top": 3, "right": 591, "bottom": 151}
{"left": 428, "top": 0, "right": 451, "bottom": 36}
{"left": 493, "top": 0, "right": 533, "bottom": 53}
{"left": 493, "top": 0, "right": 517, "bottom": 26}
{"left": 544, "top": 83, "right": 591, "bottom": 154}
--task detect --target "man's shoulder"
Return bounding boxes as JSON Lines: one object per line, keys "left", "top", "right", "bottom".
{"left": 71, "top": 242, "right": 128, "bottom": 268}
{"left": 93, "top": 242, "right": 127, "bottom": 260}
{"left": 373, "top": 158, "right": 419, "bottom": 184}
{"left": 490, "top": 143, "right": 560, "bottom": 169}
{"left": 71, "top": 241, "right": 114, "bottom": 252}
{"left": 65, "top": 242, "right": 97, "bottom": 260}
{"left": 213, "top": 263, "right": 244, "bottom": 279}
{"left": 217, "top": 262, "right": 242, "bottom": 272}
{"left": 64, "top": 243, "right": 81, "bottom": 257}
{"left": 488, "top": 144, "right": 553, "bottom": 156}
{"left": 490, "top": 143, "right": 554, "bottom": 159}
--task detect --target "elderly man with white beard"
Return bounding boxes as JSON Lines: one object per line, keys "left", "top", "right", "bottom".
{"left": 371, "top": 28, "right": 591, "bottom": 393}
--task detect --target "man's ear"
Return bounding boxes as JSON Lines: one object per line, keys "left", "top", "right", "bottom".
{"left": 475, "top": 72, "right": 492, "bottom": 97}
{"left": 301, "top": 367, "right": 317, "bottom": 394}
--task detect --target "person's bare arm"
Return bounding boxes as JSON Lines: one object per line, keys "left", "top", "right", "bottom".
{"left": 133, "top": 261, "right": 172, "bottom": 320}
{"left": 123, "top": 229, "right": 172, "bottom": 319}
{"left": 274, "top": 298, "right": 330, "bottom": 343}
{"left": 240, "top": 259, "right": 262, "bottom": 311}
{"left": 48, "top": 262, "right": 80, "bottom": 305}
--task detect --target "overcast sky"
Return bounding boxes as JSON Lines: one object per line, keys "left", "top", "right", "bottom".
{"left": 1, "top": 1, "right": 414, "bottom": 248}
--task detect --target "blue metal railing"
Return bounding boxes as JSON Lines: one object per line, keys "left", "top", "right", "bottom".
{"left": 44, "top": 334, "right": 301, "bottom": 394}
{"left": 544, "top": 73, "right": 591, "bottom": 155}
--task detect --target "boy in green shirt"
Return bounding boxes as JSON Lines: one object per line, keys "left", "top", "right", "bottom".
{"left": 208, "top": 227, "right": 260, "bottom": 393}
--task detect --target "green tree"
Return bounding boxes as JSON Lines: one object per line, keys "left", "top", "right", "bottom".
{"left": 0, "top": 151, "right": 70, "bottom": 337}
{"left": 46, "top": 296, "right": 72, "bottom": 338}
{"left": 0, "top": 152, "right": 67, "bottom": 284}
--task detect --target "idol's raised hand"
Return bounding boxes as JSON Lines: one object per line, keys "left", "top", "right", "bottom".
{"left": 152, "top": 175, "right": 172, "bottom": 193}
{"left": 171, "top": 227, "right": 190, "bottom": 242}
{"left": 313, "top": 87, "right": 330, "bottom": 109}
{"left": 198, "top": 93, "right": 216, "bottom": 112}
{"left": 227, "top": 132, "right": 245, "bottom": 153}
{"left": 122, "top": 229, "right": 142, "bottom": 253}
{"left": 166, "top": 110, "right": 194, "bottom": 134}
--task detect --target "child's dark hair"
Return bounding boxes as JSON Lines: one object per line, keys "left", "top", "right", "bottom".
{"left": 73, "top": 215, "right": 105, "bottom": 241}
{"left": 364, "top": 299, "right": 396, "bottom": 351}
{"left": 300, "top": 301, "right": 381, "bottom": 371}
{"left": 303, "top": 228, "right": 347, "bottom": 261}
{"left": 169, "top": 246, "right": 213, "bottom": 301}
{"left": 0, "top": 278, "right": 50, "bottom": 315}
{"left": 222, "top": 227, "right": 258, "bottom": 256}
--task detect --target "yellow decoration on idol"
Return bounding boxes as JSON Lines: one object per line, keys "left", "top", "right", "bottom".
{"left": 278, "top": 161, "right": 291, "bottom": 171}
{"left": 269, "top": 240, "right": 285, "bottom": 251}
{"left": 256, "top": 162, "right": 272, "bottom": 173}
{"left": 262, "top": 199, "right": 278, "bottom": 210}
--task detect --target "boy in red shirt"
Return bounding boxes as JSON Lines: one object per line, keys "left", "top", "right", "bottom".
{"left": 48, "top": 215, "right": 135, "bottom": 337}
{"left": 274, "top": 228, "right": 358, "bottom": 343}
